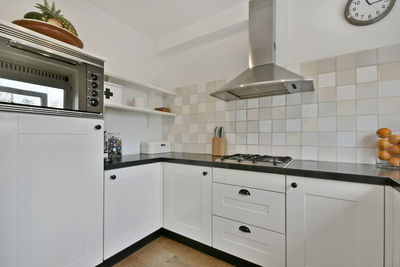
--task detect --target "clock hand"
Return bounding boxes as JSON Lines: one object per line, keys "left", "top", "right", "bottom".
{"left": 369, "top": 0, "right": 384, "bottom": 4}
{"left": 366, "top": 0, "right": 372, "bottom": 4}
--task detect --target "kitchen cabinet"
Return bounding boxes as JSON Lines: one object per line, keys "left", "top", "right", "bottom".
{"left": 0, "top": 112, "right": 18, "bottom": 267}
{"left": 385, "top": 186, "right": 400, "bottom": 267}
{"left": 104, "top": 163, "right": 163, "bottom": 259}
{"left": 16, "top": 114, "right": 104, "bottom": 267}
{"left": 287, "top": 176, "right": 384, "bottom": 267}
{"left": 164, "top": 163, "right": 212, "bottom": 246}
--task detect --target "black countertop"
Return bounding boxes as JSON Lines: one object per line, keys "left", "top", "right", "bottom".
{"left": 104, "top": 152, "right": 400, "bottom": 189}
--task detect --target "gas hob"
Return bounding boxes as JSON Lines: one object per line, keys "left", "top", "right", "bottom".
{"left": 217, "top": 154, "right": 293, "bottom": 167}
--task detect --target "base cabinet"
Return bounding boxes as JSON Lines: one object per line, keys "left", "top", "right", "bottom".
{"left": 104, "top": 163, "right": 163, "bottom": 259}
{"left": 287, "top": 176, "right": 384, "bottom": 267}
{"left": 385, "top": 186, "right": 400, "bottom": 267}
{"left": 163, "top": 163, "right": 212, "bottom": 246}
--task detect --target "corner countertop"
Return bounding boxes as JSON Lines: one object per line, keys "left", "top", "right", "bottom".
{"left": 104, "top": 153, "right": 400, "bottom": 189}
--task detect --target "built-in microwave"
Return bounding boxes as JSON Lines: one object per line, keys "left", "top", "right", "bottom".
{"left": 0, "top": 20, "right": 104, "bottom": 118}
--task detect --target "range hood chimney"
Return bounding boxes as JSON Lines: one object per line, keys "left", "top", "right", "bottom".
{"left": 210, "top": 0, "right": 314, "bottom": 101}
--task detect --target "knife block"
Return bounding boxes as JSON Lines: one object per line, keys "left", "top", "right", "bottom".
{"left": 212, "top": 137, "right": 226, "bottom": 156}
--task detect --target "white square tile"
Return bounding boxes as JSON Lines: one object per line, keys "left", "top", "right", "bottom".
{"left": 337, "top": 116, "right": 356, "bottom": 131}
{"left": 258, "top": 145, "right": 272, "bottom": 155}
{"left": 302, "top": 104, "right": 318, "bottom": 118}
{"left": 287, "top": 105, "right": 302, "bottom": 119}
{"left": 190, "top": 94, "right": 198, "bottom": 104}
{"left": 198, "top": 83, "right": 206, "bottom": 93}
{"left": 247, "top": 145, "right": 259, "bottom": 154}
{"left": 302, "top": 132, "right": 318, "bottom": 146}
{"left": 174, "top": 97, "right": 182, "bottom": 106}
{"left": 206, "top": 123, "right": 216, "bottom": 133}
{"left": 286, "top": 93, "right": 302, "bottom": 105}
{"left": 272, "top": 146, "right": 286, "bottom": 156}
{"left": 302, "top": 91, "right": 318, "bottom": 104}
{"left": 272, "top": 107, "right": 286, "bottom": 119}
{"left": 357, "top": 131, "right": 376, "bottom": 147}
{"left": 247, "top": 98, "right": 259, "bottom": 109}
{"left": 318, "top": 117, "right": 336, "bottom": 131}
{"left": 319, "top": 132, "right": 337, "bottom": 146}
{"left": 259, "top": 120, "right": 272, "bottom": 132}
{"left": 259, "top": 96, "right": 272, "bottom": 107}
{"left": 189, "top": 124, "right": 197, "bottom": 133}
{"left": 197, "top": 134, "right": 206, "bottom": 144}
{"left": 215, "top": 101, "right": 225, "bottom": 111}
{"left": 236, "top": 133, "right": 247, "bottom": 144}
{"left": 318, "top": 102, "right": 336, "bottom": 117}
{"left": 337, "top": 85, "right": 356, "bottom": 100}
{"left": 272, "top": 133, "right": 286, "bottom": 145}
{"left": 337, "top": 147, "right": 357, "bottom": 163}
{"left": 337, "top": 100, "right": 356, "bottom": 116}
{"left": 273, "top": 119, "right": 286, "bottom": 132}
{"left": 226, "top": 101, "right": 236, "bottom": 111}
{"left": 247, "top": 109, "right": 259, "bottom": 121}
{"left": 302, "top": 146, "right": 318, "bottom": 160}
{"left": 235, "top": 145, "right": 247, "bottom": 154}
{"left": 247, "top": 133, "right": 259, "bottom": 145}
{"left": 198, "top": 103, "right": 206, "bottom": 113}
{"left": 302, "top": 118, "right": 318, "bottom": 132}
{"left": 287, "top": 132, "right": 302, "bottom": 145}
{"left": 225, "top": 133, "right": 235, "bottom": 144}
{"left": 356, "top": 82, "right": 378, "bottom": 99}
{"left": 272, "top": 95, "right": 286, "bottom": 106}
{"left": 356, "top": 99, "right": 377, "bottom": 114}
{"left": 259, "top": 108, "right": 272, "bottom": 120}
{"left": 236, "top": 100, "right": 247, "bottom": 109}
{"left": 318, "top": 72, "right": 336, "bottom": 88}
{"left": 318, "top": 147, "right": 337, "bottom": 162}
{"left": 225, "top": 111, "right": 236, "bottom": 122}
{"left": 182, "top": 105, "right": 190, "bottom": 114}
{"left": 378, "top": 80, "right": 400, "bottom": 97}
{"left": 182, "top": 134, "right": 189, "bottom": 143}
{"left": 259, "top": 133, "right": 272, "bottom": 145}
{"left": 286, "top": 146, "right": 302, "bottom": 159}
{"left": 247, "top": 121, "right": 259, "bottom": 132}
{"left": 235, "top": 110, "right": 247, "bottom": 121}
{"left": 337, "top": 132, "right": 356, "bottom": 147}
{"left": 356, "top": 148, "right": 376, "bottom": 164}
{"left": 357, "top": 115, "right": 377, "bottom": 131}
{"left": 378, "top": 114, "right": 400, "bottom": 131}
{"left": 287, "top": 119, "right": 301, "bottom": 132}
{"left": 357, "top": 65, "right": 378, "bottom": 83}
{"left": 378, "top": 44, "right": 400, "bottom": 64}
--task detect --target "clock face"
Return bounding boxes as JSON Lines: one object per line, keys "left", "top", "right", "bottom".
{"left": 345, "top": 0, "right": 396, "bottom": 26}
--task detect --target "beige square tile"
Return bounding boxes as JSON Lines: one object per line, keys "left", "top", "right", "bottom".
{"left": 287, "top": 105, "right": 302, "bottom": 119}
{"left": 259, "top": 133, "right": 272, "bottom": 145}
{"left": 259, "top": 96, "right": 272, "bottom": 107}
{"left": 198, "top": 93, "right": 208, "bottom": 103}
{"left": 272, "top": 106, "right": 286, "bottom": 119}
{"left": 197, "top": 123, "right": 207, "bottom": 133}
{"left": 287, "top": 132, "right": 302, "bottom": 145}
{"left": 206, "top": 81, "right": 216, "bottom": 92}
{"left": 378, "top": 61, "right": 400, "bottom": 81}
{"left": 378, "top": 97, "right": 400, "bottom": 114}
{"left": 378, "top": 44, "right": 400, "bottom": 64}
{"left": 356, "top": 49, "right": 377, "bottom": 67}
{"left": 302, "top": 118, "right": 318, "bottom": 132}
{"left": 197, "top": 113, "right": 207, "bottom": 123}
{"left": 318, "top": 57, "right": 336, "bottom": 73}
{"left": 319, "top": 132, "right": 337, "bottom": 146}
{"left": 319, "top": 147, "right": 337, "bottom": 162}
{"left": 259, "top": 107, "right": 272, "bottom": 120}
{"left": 357, "top": 65, "right": 377, "bottom": 83}
{"left": 336, "top": 53, "right": 356, "bottom": 70}
{"left": 236, "top": 121, "right": 247, "bottom": 133}
{"left": 247, "top": 121, "right": 259, "bottom": 132}
{"left": 337, "top": 100, "right": 356, "bottom": 116}
{"left": 302, "top": 91, "right": 318, "bottom": 104}
{"left": 226, "top": 101, "right": 236, "bottom": 111}
{"left": 357, "top": 131, "right": 376, "bottom": 148}
{"left": 273, "top": 119, "right": 286, "bottom": 132}
{"left": 215, "top": 111, "right": 225, "bottom": 123}
{"left": 318, "top": 72, "right": 336, "bottom": 88}
{"left": 301, "top": 60, "right": 319, "bottom": 76}
{"left": 224, "top": 121, "right": 236, "bottom": 133}
{"left": 236, "top": 99, "right": 247, "bottom": 110}
{"left": 356, "top": 148, "right": 375, "bottom": 164}
{"left": 236, "top": 133, "right": 247, "bottom": 144}
{"left": 356, "top": 82, "right": 377, "bottom": 99}
{"left": 317, "top": 87, "right": 337, "bottom": 102}
{"left": 206, "top": 102, "right": 216, "bottom": 112}
{"left": 247, "top": 108, "right": 259, "bottom": 120}
{"left": 259, "top": 120, "right": 272, "bottom": 132}
{"left": 336, "top": 69, "right": 356, "bottom": 86}
{"left": 206, "top": 112, "right": 216, "bottom": 122}
{"left": 357, "top": 99, "right": 377, "bottom": 114}
{"left": 189, "top": 104, "right": 198, "bottom": 114}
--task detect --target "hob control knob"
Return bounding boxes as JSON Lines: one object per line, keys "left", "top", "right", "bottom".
{"left": 89, "top": 98, "right": 99, "bottom": 106}
{"left": 91, "top": 73, "right": 98, "bottom": 80}
{"left": 91, "top": 90, "right": 98, "bottom": 97}
{"left": 91, "top": 82, "right": 98, "bottom": 89}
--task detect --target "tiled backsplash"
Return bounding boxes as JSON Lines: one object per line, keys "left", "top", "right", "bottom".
{"left": 165, "top": 43, "right": 400, "bottom": 164}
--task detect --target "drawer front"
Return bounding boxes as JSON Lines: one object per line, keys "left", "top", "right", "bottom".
{"left": 213, "top": 168, "right": 285, "bottom": 193}
{"left": 213, "top": 182, "right": 285, "bottom": 233}
{"left": 213, "top": 216, "right": 285, "bottom": 267}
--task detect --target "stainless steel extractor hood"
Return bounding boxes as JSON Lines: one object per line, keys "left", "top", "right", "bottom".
{"left": 210, "top": 0, "right": 314, "bottom": 101}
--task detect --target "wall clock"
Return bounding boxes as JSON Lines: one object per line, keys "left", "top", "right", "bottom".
{"left": 345, "top": 0, "right": 396, "bottom": 26}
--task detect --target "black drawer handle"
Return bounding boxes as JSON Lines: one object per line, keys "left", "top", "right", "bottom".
{"left": 94, "top": 125, "right": 102, "bottom": 130}
{"left": 110, "top": 175, "right": 116, "bottom": 180}
{"left": 291, "top": 182, "right": 297, "bottom": 188}
{"left": 239, "top": 225, "right": 251, "bottom": 233}
{"left": 203, "top": 171, "right": 208, "bottom": 176}
{"left": 239, "top": 189, "right": 251, "bottom": 196}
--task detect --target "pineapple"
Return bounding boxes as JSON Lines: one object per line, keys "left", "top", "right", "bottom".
{"left": 35, "top": 0, "right": 78, "bottom": 36}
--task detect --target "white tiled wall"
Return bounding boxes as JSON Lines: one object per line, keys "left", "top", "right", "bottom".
{"left": 165, "top": 43, "right": 400, "bottom": 164}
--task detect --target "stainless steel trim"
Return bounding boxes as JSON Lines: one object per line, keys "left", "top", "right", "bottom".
{"left": 0, "top": 22, "right": 104, "bottom": 67}
{"left": 0, "top": 103, "right": 102, "bottom": 118}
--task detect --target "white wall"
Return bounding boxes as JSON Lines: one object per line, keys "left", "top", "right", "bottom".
{"left": 159, "top": 0, "right": 400, "bottom": 89}
{"left": 0, "top": 0, "right": 165, "bottom": 153}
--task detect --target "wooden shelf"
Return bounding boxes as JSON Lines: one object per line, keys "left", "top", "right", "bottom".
{"left": 105, "top": 103, "right": 176, "bottom": 117}
{"left": 104, "top": 73, "right": 176, "bottom": 96}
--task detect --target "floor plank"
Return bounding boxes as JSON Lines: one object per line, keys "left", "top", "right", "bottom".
{"left": 114, "top": 236, "right": 233, "bottom": 267}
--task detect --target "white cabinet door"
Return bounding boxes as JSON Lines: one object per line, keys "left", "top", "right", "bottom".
{"left": 385, "top": 186, "right": 400, "bottom": 267}
{"left": 104, "top": 163, "right": 163, "bottom": 259}
{"left": 164, "top": 163, "right": 212, "bottom": 246}
{"left": 0, "top": 112, "right": 18, "bottom": 267}
{"left": 17, "top": 114, "right": 103, "bottom": 267}
{"left": 287, "top": 176, "right": 384, "bottom": 267}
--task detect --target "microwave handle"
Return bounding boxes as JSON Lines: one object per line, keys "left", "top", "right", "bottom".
{"left": 8, "top": 40, "right": 79, "bottom": 65}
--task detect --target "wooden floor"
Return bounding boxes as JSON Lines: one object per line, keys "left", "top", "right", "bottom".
{"left": 114, "top": 236, "right": 233, "bottom": 267}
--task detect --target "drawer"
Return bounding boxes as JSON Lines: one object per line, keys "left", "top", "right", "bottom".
{"left": 213, "top": 182, "right": 285, "bottom": 233}
{"left": 213, "top": 168, "right": 285, "bottom": 193}
{"left": 213, "top": 216, "right": 285, "bottom": 267}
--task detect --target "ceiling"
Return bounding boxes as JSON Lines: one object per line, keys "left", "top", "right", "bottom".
{"left": 86, "top": 0, "right": 248, "bottom": 39}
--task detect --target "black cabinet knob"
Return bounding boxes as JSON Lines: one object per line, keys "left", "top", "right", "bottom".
{"left": 239, "top": 225, "right": 251, "bottom": 233}
{"left": 203, "top": 171, "right": 208, "bottom": 176}
{"left": 94, "top": 125, "right": 102, "bottom": 130}
{"left": 110, "top": 175, "right": 116, "bottom": 180}
{"left": 238, "top": 189, "right": 251, "bottom": 196}
{"left": 291, "top": 182, "right": 298, "bottom": 188}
